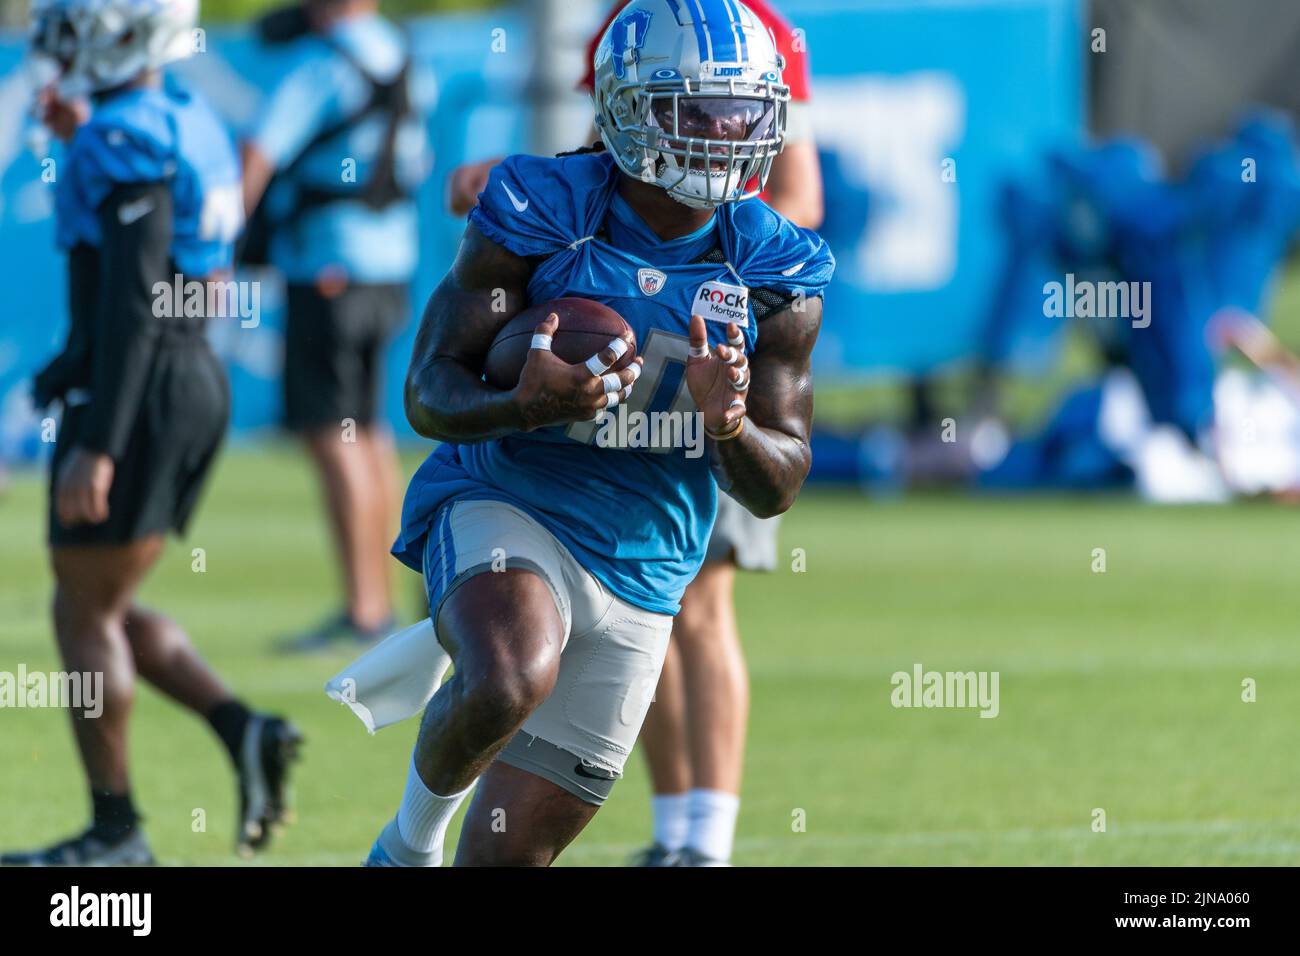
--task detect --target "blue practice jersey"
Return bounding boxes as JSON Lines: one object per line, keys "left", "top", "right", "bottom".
{"left": 56, "top": 77, "right": 242, "bottom": 278}
{"left": 393, "top": 151, "right": 834, "bottom": 614}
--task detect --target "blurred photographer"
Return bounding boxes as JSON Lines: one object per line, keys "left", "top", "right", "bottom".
{"left": 241, "top": 0, "right": 429, "bottom": 650}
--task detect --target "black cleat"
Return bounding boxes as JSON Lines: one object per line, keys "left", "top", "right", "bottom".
{"left": 629, "top": 843, "right": 680, "bottom": 867}
{"left": 1, "top": 826, "right": 155, "bottom": 866}
{"left": 236, "top": 715, "right": 304, "bottom": 855}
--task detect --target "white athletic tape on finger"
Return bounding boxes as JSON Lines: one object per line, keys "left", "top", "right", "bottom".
{"left": 531, "top": 333, "right": 553, "bottom": 351}
{"left": 734, "top": 370, "right": 750, "bottom": 392}
{"left": 723, "top": 347, "right": 742, "bottom": 365}
{"left": 627, "top": 361, "right": 642, "bottom": 382}
{"left": 727, "top": 330, "right": 745, "bottom": 347}
{"left": 689, "top": 344, "right": 710, "bottom": 359}
{"left": 605, "top": 389, "right": 622, "bottom": 408}
{"left": 585, "top": 337, "right": 629, "bottom": 376}
{"left": 602, "top": 372, "right": 623, "bottom": 394}
{"left": 728, "top": 399, "right": 746, "bottom": 412}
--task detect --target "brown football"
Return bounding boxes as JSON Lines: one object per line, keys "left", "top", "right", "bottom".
{"left": 483, "top": 297, "right": 636, "bottom": 390}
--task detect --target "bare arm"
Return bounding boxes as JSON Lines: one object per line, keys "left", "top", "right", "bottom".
{"left": 687, "top": 297, "right": 821, "bottom": 518}
{"left": 240, "top": 141, "right": 277, "bottom": 218}
{"left": 405, "top": 222, "right": 641, "bottom": 442}
{"left": 447, "top": 125, "right": 602, "bottom": 216}
{"left": 446, "top": 158, "right": 499, "bottom": 217}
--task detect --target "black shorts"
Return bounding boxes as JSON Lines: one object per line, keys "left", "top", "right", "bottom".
{"left": 49, "top": 332, "right": 229, "bottom": 547}
{"left": 283, "top": 282, "right": 408, "bottom": 432}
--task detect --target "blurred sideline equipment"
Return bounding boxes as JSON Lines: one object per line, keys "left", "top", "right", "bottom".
{"left": 1211, "top": 310, "right": 1300, "bottom": 496}
{"left": 975, "top": 112, "right": 1300, "bottom": 502}
{"left": 1217, "top": 310, "right": 1300, "bottom": 397}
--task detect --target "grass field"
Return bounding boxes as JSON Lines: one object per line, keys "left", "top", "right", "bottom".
{"left": 3, "top": 447, "right": 1300, "bottom": 865}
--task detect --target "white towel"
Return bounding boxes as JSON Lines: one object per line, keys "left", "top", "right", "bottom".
{"left": 324, "top": 618, "right": 451, "bottom": 733}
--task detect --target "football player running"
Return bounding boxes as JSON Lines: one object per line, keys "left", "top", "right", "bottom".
{"left": 447, "top": 0, "right": 824, "bottom": 866}
{"left": 365, "top": 0, "right": 833, "bottom": 866}
{"left": 4, "top": 0, "right": 301, "bottom": 865}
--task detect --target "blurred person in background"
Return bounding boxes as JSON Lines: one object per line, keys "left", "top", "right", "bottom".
{"left": 446, "top": 0, "right": 823, "bottom": 867}
{"left": 4, "top": 0, "right": 301, "bottom": 866}
{"left": 240, "top": 0, "right": 427, "bottom": 650}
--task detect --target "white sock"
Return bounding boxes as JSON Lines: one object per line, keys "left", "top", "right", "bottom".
{"left": 686, "top": 788, "right": 740, "bottom": 862}
{"left": 651, "top": 793, "right": 690, "bottom": 851}
{"left": 395, "top": 755, "right": 473, "bottom": 863}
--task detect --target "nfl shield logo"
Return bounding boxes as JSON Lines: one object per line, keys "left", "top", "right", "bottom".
{"left": 638, "top": 268, "right": 667, "bottom": 296}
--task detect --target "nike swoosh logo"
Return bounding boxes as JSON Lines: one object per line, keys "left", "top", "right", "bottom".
{"left": 781, "top": 261, "right": 806, "bottom": 277}
{"left": 573, "top": 762, "right": 616, "bottom": 781}
{"left": 117, "top": 197, "right": 156, "bottom": 226}
{"left": 502, "top": 182, "right": 529, "bottom": 213}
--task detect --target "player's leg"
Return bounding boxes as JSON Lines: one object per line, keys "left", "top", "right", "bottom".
{"left": 673, "top": 496, "right": 778, "bottom": 866}
{"left": 454, "top": 761, "right": 597, "bottom": 866}
{"left": 122, "top": 605, "right": 303, "bottom": 851}
{"left": 369, "top": 571, "right": 564, "bottom": 866}
{"left": 631, "top": 638, "right": 692, "bottom": 863}
{"left": 464, "top": 586, "right": 672, "bottom": 866}
{"left": 416, "top": 568, "right": 564, "bottom": 790}
{"left": 53, "top": 540, "right": 159, "bottom": 804}
{"left": 675, "top": 559, "right": 748, "bottom": 864}
{"left": 332, "top": 285, "right": 405, "bottom": 634}
{"left": 280, "top": 284, "right": 394, "bottom": 649}
{"left": 123, "top": 604, "right": 230, "bottom": 714}
{"left": 355, "top": 285, "right": 406, "bottom": 620}
{"left": 359, "top": 424, "right": 401, "bottom": 622}
{"left": 0, "top": 538, "right": 162, "bottom": 865}
{"left": 366, "top": 500, "right": 569, "bottom": 866}
{"left": 303, "top": 427, "right": 393, "bottom": 630}
{"left": 368, "top": 499, "right": 671, "bottom": 866}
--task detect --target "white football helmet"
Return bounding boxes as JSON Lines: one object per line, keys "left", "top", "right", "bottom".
{"left": 592, "top": 0, "right": 789, "bottom": 209}
{"left": 30, "top": 0, "right": 198, "bottom": 96}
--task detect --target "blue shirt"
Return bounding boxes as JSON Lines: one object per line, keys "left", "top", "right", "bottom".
{"left": 56, "top": 78, "right": 241, "bottom": 277}
{"left": 249, "top": 13, "right": 428, "bottom": 284}
{"left": 393, "top": 151, "right": 834, "bottom": 614}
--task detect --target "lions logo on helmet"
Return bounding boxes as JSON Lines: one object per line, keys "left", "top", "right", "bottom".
{"left": 592, "top": 0, "right": 790, "bottom": 209}
{"left": 29, "top": 0, "right": 199, "bottom": 97}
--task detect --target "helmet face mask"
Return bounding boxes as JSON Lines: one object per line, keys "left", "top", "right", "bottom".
{"left": 593, "top": 0, "right": 790, "bottom": 210}
{"left": 28, "top": 0, "right": 198, "bottom": 97}
{"left": 648, "top": 94, "right": 782, "bottom": 205}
